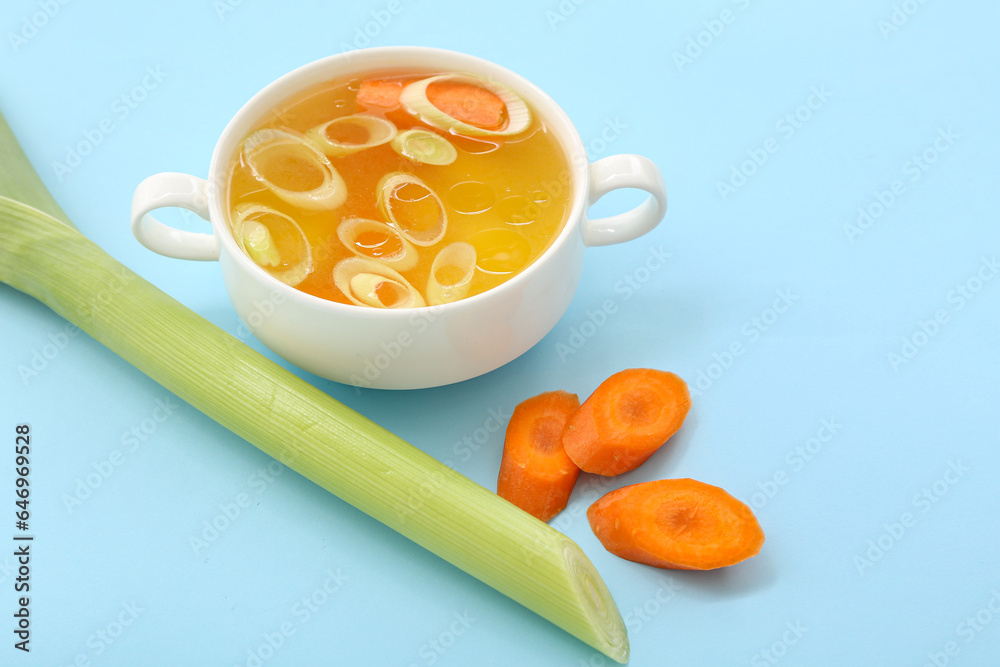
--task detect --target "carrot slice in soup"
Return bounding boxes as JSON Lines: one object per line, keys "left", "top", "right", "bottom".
{"left": 357, "top": 79, "right": 404, "bottom": 108}
{"left": 426, "top": 81, "right": 506, "bottom": 129}
{"left": 562, "top": 368, "right": 690, "bottom": 476}
{"left": 497, "top": 391, "right": 581, "bottom": 522}
{"left": 588, "top": 478, "right": 765, "bottom": 570}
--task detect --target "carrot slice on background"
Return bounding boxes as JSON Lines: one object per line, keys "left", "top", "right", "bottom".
{"left": 497, "top": 390, "right": 581, "bottom": 522}
{"left": 587, "top": 478, "right": 765, "bottom": 570}
{"left": 562, "top": 368, "right": 691, "bottom": 476}
{"left": 356, "top": 79, "right": 404, "bottom": 108}
{"left": 425, "top": 81, "right": 505, "bottom": 129}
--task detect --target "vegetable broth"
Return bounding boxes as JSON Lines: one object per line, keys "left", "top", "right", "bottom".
{"left": 225, "top": 71, "right": 572, "bottom": 307}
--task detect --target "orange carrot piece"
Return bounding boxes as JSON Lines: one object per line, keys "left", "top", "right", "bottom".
{"left": 497, "top": 390, "right": 581, "bottom": 522}
{"left": 356, "top": 79, "right": 404, "bottom": 108}
{"left": 588, "top": 478, "right": 765, "bottom": 570}
{"left": 426, "top": 81, "right": 505, "bottom": 129}
{"left": 563, "top": 369, "right": 691, "bottom": 476}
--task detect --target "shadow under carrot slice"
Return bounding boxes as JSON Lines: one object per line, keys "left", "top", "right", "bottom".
{"left": 497, "top": 390, "right": 581, "bottom": 522}
{"left": 563, "top": 368, "right": 691, "bottom": 476}
{"left": 587, "top": 478, "right": 765, "bottom": 571}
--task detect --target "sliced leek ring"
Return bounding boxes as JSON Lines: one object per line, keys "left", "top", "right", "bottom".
{"left": 399, "top": 73, "right": 532, "bottom": 137}
{"left": 232, "top": 203, "right": 313, "bottom": 286}
{"left": 337, "top": 217, "right": 418, "bottom": 272}
{"left": 242, "top": 219, "right": 280, "bottom": 268}
{"left": 376, "top": 172, "right": 447, "bottom": 247}
{"left": 333, "top": 257, "right": 425, "bottom": 309}
{"left": 242, "top": 128, "right": 347, "bottom": 210}
{"left": 391, "top": 129, "right": 458, "bottom": 165}
{"left": 307, "top": 114, "right": 397, "bottom": 157}
{"left": 426, "top": 242, "right": 477, "bottom": 306}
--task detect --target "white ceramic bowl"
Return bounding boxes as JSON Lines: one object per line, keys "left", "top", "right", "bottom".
{"left": 131, "top": 46, "right": 667, "bottom": 389}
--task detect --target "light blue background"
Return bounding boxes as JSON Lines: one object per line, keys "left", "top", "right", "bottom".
{"left": 2, "top": 1, "right": 999, "bottom": 665}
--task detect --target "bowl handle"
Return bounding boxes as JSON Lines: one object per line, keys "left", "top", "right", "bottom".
{"left": 130, "top": 172, "right": 220, "bottom": 261}
{"left": 583, "top": 155, "right": 667, "bottom": 247}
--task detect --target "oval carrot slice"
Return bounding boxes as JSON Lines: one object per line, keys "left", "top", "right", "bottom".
{"left": 497, "top": 390, "right": 581, "bottom": 522}
{"left": 587, "top": 478, "right": 764, "bottom": 570}
{"left": 426, "top": 81, "right": 505, "bottom": 130}
{"left": 562, "top": 368, "right": 691, "bottom": 476}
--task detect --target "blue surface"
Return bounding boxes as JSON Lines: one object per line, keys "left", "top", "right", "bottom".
{"left": 2, "top": 1, "right": 999, "bottom": 665}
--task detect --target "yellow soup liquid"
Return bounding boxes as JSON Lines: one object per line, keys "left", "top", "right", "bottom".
{"left": 225, "top": 71, "right": 572, "bottom": 307}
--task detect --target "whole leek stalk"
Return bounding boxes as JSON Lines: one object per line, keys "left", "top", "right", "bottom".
{"left": 0, "top": 113, "right": 628, "bottom": 663}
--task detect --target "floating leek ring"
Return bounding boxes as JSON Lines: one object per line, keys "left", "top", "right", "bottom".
{"left": 391, "top": 129, "right": 457, "bottom": 165}
{"left": 242, "top": 128, "right": 347, "bottom": 210}
{"left": 307, "top": 114, "right": 397, "bottom": 157}
{"left": 376, "top": 172, "right": 447, "bottom": 247}
{"left": 337, "top": 217, "right": 418, "bottom": 272}
{"left": 426, "top": 242, "right": 477, "bottom": 306}
{"left": 333, "top": 257, "right": 425, "bottom": 309}
{"left": 399, "top": 73, "right": 532, "bottom": 137}
{"left": 231, "top": 203, "right": 313, "bottom": 286}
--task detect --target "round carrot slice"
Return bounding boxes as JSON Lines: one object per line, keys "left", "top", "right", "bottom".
{"left": 562, "top": 368, "right": 691, "bottom": 476}
{"left": 587, "top": 478, "right": 765, "bottom": 570}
